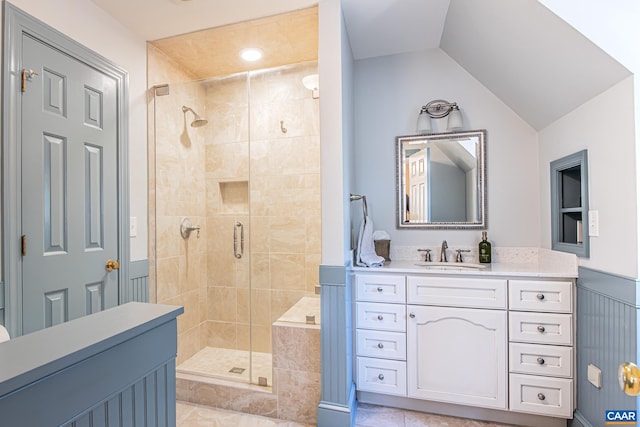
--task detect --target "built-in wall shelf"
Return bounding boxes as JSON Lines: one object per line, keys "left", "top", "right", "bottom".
{"left": 550, "top": 150, "right": 589, "bottom": 257}
{"left": 219, "top": 180, "right": 249, "bottom": 214}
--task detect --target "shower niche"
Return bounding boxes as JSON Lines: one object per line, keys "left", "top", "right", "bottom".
{"left": 219, "top": 181, "right": 249, "bottom": 214}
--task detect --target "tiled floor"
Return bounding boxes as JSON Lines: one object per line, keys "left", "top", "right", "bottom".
{"left": 177, "top": 401, "right": 516, "bottom": 427}
{"left": 354, "top": 403, "right": 514, "bottom": 426}
{"left": 177, "top": 401, "right": 312, "bottom": 427}
{"left": 177, "top": 347, "right": 273, "bottom": 387}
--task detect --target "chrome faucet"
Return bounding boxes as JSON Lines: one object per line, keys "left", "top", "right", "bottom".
{"left": 440, "top": 240, "right": 448, "bottom": 262}
{"left": 418, "top": 248, "right": 432, "bottom": 262}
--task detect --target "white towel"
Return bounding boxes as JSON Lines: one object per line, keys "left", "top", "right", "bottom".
{"left": 356, "top": 216, "right": 385, "bottom": 267}
{"left": 0, "top": 325, "right": 10, "bottom": 343}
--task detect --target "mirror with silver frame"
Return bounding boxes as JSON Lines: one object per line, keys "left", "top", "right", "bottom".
{"left": 396, "top": 129, "right": 487, "bottom": 229}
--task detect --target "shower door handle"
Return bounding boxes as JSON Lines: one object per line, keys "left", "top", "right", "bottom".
{"left": 234, "top": 222, "right": 244, "bottom": 259}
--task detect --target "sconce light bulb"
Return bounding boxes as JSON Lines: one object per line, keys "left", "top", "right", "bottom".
{"left": 416, "top": 110, "right": 432, "bottom": 134}
{"left": 446, "top": 105, "right": 464, "bottom": 131}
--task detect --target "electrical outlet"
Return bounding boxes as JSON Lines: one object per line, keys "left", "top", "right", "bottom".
{"left": 130, "top": 216, "right": 138, "bottom": 237}
{"left": 588, "top": 363, "right": 602, "bottom": 388}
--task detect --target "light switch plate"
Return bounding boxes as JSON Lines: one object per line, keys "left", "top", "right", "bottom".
{"left": 130, "top": 216, "right": 138, "bottom": 237}
{"left": 588, "top": 210, "right": 599, "bottom": 237}
{"left": 588, "top": 363, "right": 602, "bottom": 388}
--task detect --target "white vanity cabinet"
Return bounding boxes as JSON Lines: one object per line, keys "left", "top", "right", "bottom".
{"left": 406, "top": 276, "right": 508, "bottom": 409}
{"left": 352, "top": 267, "right": 577, "bottom": 425}
{"left": 508, "top": 279, "right": 575, "bottom": 418}
{"left": 354, "top": 274, "right": 407, "bottom": 396}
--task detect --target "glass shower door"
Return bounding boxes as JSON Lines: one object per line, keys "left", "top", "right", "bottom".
{"left": 201, "top": 72, "right": 258, "bottom": 384}
{"left": 246, "top": 62, "right": 322, "bottom": 386}
{"left": 151, "top": 73, "right": 256, "bottom": 385}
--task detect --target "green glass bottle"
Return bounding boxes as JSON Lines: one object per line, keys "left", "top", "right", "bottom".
{"left": 479, "top": 231, "right": 492, "bottom": 263}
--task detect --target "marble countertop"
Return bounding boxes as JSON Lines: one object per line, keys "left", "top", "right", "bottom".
{"left": 352, "top": 247, "right": 578, "bottom": 278}
{"left": 352, "top": 260, "right": 577, "bottom": 278}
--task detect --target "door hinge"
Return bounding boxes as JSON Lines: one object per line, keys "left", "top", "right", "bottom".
{"left": 21, "top": 235, "right": 26, "bottom": 256}
{"left": 21, "top": 69, "right": 39, "bottom": 93}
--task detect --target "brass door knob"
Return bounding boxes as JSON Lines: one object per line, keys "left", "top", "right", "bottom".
{"left": 618, "top": 362, "right": 640, "bottom": 396}
{"left": 105, "top": 259, "right": 120, "bottom": 272}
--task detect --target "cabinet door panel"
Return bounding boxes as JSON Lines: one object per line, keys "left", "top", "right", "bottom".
{"left": 509, "top": 312, "right": 572, "bottom": 345}
{"left": 356, "top": 302, "right": 406, "bottom": 332}
{"left": 509, "top": 343, "right": 573, "bottom": 378}
{"left": 356, "top": 329, "right": 407, "bottom": 360}
{"left": 357, "top": 357, "right": 407, "bottom": 396}
{"left": 407, "top": 305, "right": 507, "bottom": 409}
{"left": 355, "top": 274, "right": 406, "bottom": 303}
{"left": 509, "top": 374, "right": 573, "bottom": 417}
{"left": 407, "top": 276, "right": 507, "bottom": 309}
{"left": 508, "top": 280, "right": 573, "bottom": 313}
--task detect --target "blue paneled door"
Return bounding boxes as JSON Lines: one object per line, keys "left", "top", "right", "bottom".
{"left": 21, "top": 34, "right": 119, "bottom": 334}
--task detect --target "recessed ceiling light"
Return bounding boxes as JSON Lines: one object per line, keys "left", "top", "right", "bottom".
{"left": 240, "top": 48, "right": 263, "bottom": 62}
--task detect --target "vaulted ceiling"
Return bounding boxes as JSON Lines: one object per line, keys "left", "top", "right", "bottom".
{"left": 91, "top": 0, "right": 631, "bottom": 130}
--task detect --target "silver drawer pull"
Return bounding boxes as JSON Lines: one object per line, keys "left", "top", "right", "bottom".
{"left": 536, "top": 293, "right": 545, "bottom": 300}
{"left": 537, "top": 325, "right": 546, "bottom": 333}
{"left": 378, "top": 343, "right": 384, "bottom": 349}
{"left": 537, "top": 357, "right": 545, "bottom": 365}
{"left": 377, "top": 315, "right": 384, "bottom": 321}
{"left": 377, "top": 287, "right": 384, "bottom": 292}
{"left": 378, "top": 374, "right": 385, "bottom": 381}
{"left": 409, "top": 313, "right": 416, "bottom": 318}
{"left": 537, "top": 393, "right": 546, "bottom": 401}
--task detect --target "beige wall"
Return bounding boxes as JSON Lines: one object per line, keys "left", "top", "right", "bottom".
{"left": 148, "top": 44, "right": 208, "bottom": 364}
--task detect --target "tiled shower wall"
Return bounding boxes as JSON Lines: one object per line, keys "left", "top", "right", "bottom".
{"left": 204, "top": 62, "right": 321, "bottom": 354}
{"left": 148, "top": 44, "right": 208, "bottom": 364}
{"left": 149, "top": 44, "right": 320, "bottom": 363}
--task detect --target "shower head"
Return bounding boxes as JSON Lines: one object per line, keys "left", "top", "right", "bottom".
{"left": 182, "top": 105, "right": 209, "bottom": 128}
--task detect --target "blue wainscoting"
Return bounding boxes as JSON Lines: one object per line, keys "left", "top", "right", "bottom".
{"left": 0, "top": 302, "right": 182, "bottom": 426}
{"left": 0, "top": 281, "right": 4, "bottom": 326}
{"left": 124, "top": 259, "right": 150, "bottom": 303}
{"left": 317, "top": 263, "right": 357, "bottom": 427}
{"left": 573, "top": 267, "right": 639, "bottom": 427}
{"left": 62, "top": 362, "right": 175, "bottom": 427}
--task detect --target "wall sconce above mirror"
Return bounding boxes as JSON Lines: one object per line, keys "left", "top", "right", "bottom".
{"left": 396, "top": 130, "right": 487, "bottom": 229}
{"left": 417, "top": 99, "right": 464, "bottom": 133}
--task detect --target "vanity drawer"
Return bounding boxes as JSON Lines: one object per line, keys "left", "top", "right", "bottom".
{"left": 509, "top": 374, "right": 573, "bottom": 418}
{"left": 509, "top": 343, "right": 573, "bottom": 378}
{"left": 356, "top": 302, "right": 406, "bottom": 332}
{"left": 509, "top": 312, "right": 572, "bottom": 345}
{"left": 407, "top": 276, "right": 507, "bottom": 309}
{"left": 357, "top": 356, "right": 407, "bottom": 396}
{"left": 356, "top": 329, "right": 406, "bottom": 360}
{"left": 355, "top": 274, "right": 406, "bottom": 303}
{"left": 509, "top": 280, "right": 573, "bottom": 313}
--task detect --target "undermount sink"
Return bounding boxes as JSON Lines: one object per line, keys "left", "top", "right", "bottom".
{"left": 414, "top": 261, "right": 488, "bottom": 270}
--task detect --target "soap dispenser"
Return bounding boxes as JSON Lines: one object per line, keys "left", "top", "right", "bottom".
{"left": 479, "top": 231, "right": 492, "bottom": 263}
